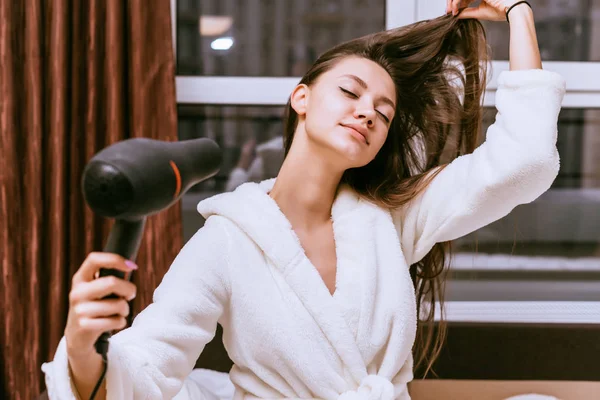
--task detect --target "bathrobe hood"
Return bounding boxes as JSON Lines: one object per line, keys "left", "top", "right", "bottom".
{"left": 198, "top": 178, "right": 363, "bottom": 276}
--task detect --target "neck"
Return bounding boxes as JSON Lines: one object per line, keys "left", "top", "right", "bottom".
{"left": 269, "top": 129, "right": 344, "bottom": 231}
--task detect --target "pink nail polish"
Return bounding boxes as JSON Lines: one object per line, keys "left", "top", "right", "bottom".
{"left": 125, "top": 260, "right": 138, "bottom": 270}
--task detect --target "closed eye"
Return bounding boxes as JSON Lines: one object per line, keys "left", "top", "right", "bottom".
{"left": 339, "top": 87, "right": 358, "bottom": 98}
{"left": 377, "top": 111, "right": 390, "bottom": 123}
{"left": 340, "top": 87, "right": 390, "bottom": 124}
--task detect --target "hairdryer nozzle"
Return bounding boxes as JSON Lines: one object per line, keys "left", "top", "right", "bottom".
{"left": 83, "top": 162, "right": 136, "bottom": 218}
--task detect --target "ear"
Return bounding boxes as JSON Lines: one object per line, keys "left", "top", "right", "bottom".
{"left": 290, "top": 84, "right": 309, "bottom": 116}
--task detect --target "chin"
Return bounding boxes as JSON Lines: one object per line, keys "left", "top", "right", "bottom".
{"left": 308, "top": 129, "right": 371, "bottom": 168}
{"left": 331, "top": 140, "right": 371, "bottom": 168}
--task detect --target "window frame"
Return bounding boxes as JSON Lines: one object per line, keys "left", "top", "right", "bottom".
{"left": 172, "top": 0, "right": 600, "bottom": 107}
{"left": 175, "top": 61, "right": 600, "bottom": 107}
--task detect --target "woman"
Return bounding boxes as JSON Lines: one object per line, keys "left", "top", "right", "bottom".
{"left": 42, "top": 1, "right": 566, "bottom": 399}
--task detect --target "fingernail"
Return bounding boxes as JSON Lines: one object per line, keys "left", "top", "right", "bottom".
{"left": 125, "top": 260, "right": 138, "bottom": 270}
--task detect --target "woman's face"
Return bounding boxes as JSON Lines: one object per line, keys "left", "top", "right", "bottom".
{"left": 292, "top": 56, "right": 396, "bottom": 169}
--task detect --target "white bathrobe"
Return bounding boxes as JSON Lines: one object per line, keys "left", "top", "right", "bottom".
{"left": 42, "top": 69, "right": 566, "bottom": 400}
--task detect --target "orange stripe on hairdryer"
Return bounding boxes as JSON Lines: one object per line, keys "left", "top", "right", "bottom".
{"left": 169, "top": 160, "right": 182, "bottom": 198}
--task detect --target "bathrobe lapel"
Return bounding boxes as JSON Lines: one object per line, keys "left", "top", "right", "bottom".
{"left": 199, "top": 179, "right": 370, "bottom": 385}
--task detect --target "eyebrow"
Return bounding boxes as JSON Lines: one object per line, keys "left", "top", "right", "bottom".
{"left": 341, "top": 74, "right": 396, "bottom": 109}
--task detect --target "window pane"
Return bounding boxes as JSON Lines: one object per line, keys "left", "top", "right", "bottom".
{"left": 179, "top": 106, "right": 600, "bottom": 301}
{"left": 176, "top": 0, "right": 385, "bottom": 76}
{"left": 178, "top": 104, "right": 285, "bottom": 193}
{"left": 483, "top": 0, "right": 600, "bottom": 61}
{"left": 448, "top": 107, "right": 600, "bottom": 301}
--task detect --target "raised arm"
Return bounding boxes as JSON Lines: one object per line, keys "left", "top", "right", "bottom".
{"left": 452, "top": 0, "right": 542, "bottom": 70}
{"left": 396, "top": 2, "right": 566, "bottom": 264}
{"left": 504, "top": 3, "right": 542, "bottom": 70}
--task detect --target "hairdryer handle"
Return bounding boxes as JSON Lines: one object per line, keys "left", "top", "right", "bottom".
{"left": 94, "top": 218, "right": 146, "bottom": 357}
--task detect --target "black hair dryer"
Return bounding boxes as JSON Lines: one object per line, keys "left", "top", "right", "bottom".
{"left": 81, "top": 137, "right": 222, "bottom": 357}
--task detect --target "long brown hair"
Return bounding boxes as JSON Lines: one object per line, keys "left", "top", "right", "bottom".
{"left": 282, "top": 14, "right": 489, "bottom": 375}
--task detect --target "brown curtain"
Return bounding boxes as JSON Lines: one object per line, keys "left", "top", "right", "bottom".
{"left": 0, "top": 0, "right": 182, "bottom": 398}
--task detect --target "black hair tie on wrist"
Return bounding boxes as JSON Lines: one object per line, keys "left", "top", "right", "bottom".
{"left": 506, "top": 1, "right": 532, "bottom": 23}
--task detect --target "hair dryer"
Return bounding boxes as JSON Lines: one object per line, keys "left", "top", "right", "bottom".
{"left": 81, "top": 137, "right": 222, "bottom": 357}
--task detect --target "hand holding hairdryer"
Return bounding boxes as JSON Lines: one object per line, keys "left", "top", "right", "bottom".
{"left": 65, "top": 138, "right": 222, "bottom": 363}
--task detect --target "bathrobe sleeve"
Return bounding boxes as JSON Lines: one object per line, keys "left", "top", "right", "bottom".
{"left": 393, "top": 69, "right": 566, "bottom": 265}
{"left": 41, "top": 215, "right": 233, "bottom": 400}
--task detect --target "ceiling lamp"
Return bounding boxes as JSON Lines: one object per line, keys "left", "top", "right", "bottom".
{"left": 199, "top": 15, "right": 233, "bottom": 36}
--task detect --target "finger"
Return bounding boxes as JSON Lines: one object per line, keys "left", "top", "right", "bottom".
{"left": 455, "top": 0, "right": 472, "bottom": 15}
{"left": 71, "top": 276, "right": 137, "bottom": 303}
{"left": 78, "top": 316, "right": 127, "bottom": 333}
{"left": 446, "top": 0, "right": 452, "bottom": 13}
{"left": 457, "top": 5, "right": 480, "bottom": 19}
{"left": 73, "top": 252, "right": 138, "bottom": 284}
{"left": 73, "top": 299, "right": 130, "bottom": 319}
{"left": 452, "top": 0, "right": 461, "bottom": 15}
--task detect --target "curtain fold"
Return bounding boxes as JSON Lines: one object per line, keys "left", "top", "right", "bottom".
{"left": 0, "top": 1, "right": 181, "bottom": 397}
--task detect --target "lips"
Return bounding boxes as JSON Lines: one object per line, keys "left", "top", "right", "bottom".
{"left": 341, "top": 123, "right": 369, "bottom": 144}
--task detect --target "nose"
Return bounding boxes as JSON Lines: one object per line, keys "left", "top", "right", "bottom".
{"left": 353, "top": 106, "right": 376, "bottom": 128}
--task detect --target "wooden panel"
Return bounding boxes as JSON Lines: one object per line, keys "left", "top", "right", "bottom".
{"left": 409, "top": 380, "right": 600, "bottom": 400}
{"left": 195, "top": 324, "right": 233, "bottom": 372}
{"left": 417, "top": 323, "right": 600, "bottom": 381}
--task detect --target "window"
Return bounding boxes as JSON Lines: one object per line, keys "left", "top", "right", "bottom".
{"left": 446, "top": 108, "right": 600, "bottom": 302}
{"left": 176, "top": 0, "right": 385, "bottom": 76}
{"left": 173, "top": 0, "right": 600, "bottom": 322}
{"left": 483, "top": 0, "right": 600, "bottom": 62}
